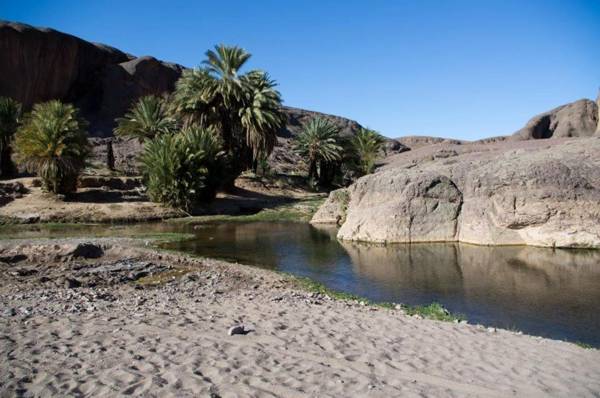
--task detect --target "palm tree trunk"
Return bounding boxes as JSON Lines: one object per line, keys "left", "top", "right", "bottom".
{"left": 308, "top": 160, "right": 317, "bottom": 181}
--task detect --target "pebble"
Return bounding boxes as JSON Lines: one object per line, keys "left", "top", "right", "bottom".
{"left": 228, "top": 324, "right": 255, "bottom": 336}
{"left": 228, "top": 325, "right": 246, "bottom": 336}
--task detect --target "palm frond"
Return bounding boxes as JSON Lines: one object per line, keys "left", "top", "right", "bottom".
{"left": 114, "top": 95, "right": 177, "bottom": 141}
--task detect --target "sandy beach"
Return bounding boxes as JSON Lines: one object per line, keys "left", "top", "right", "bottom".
{"left": 1, "top": 240, "right": 599, "bottom": 397}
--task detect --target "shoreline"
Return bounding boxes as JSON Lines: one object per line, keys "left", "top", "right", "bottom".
{"left": 1, "top": 239, "right": 599, "bottom": 396}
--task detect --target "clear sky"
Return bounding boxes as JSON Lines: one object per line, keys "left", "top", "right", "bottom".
{"left": 3, "top": 0, "right": 599, "bottom": 140}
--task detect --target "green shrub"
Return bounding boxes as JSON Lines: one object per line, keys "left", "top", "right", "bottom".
{"left": 14, "top": 100, "right": 89, "bottom": 194}
{"left": 140, "top": 126, "right": 225, "bottom": 210}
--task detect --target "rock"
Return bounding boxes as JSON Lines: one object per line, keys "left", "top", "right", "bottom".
{"left": 64, "top": 277, "right": 81, "bottom": 289}
{"left": 310, "top": 188, "right": 350, "bottom": 225}
{"left": 70, "top": 243, "right": 104, "bottom": 259}
{"left": 0, "top": 21, "right": 182, "bottom": 137}
{"left": 317, "top": 137, "right": 600, "bottom": 248}
{"left": 384, "top": 140, "right": 410, "bottom": 155}
{"left": 2, "top": 308, "right": 16, "bottom": 317}
{"left": 0, "top": 182, "right": 27, "bottom": 206}
{"left": 512, "top": 99, "right": 599, "bottom": 140}
{"left": 0, "top": 254, "right": 27, "bottom": 263}
{"left": 227, "top": 324, "right": 255, "bottom": 336}
{"left": 394, "top": 136, "right": 464, "bottom": 149}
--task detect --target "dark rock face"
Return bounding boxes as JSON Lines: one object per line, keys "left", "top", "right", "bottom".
{"left": 0, "top": 21, "right": 183, "bottom": 137}
{"left": 512, "top": 99, "right": 599, "bottom": 140}
{"left": 89, "top": 137, "right": 143, "bottom": 175}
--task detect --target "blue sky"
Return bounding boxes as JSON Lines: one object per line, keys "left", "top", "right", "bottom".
{"left": 3, "top": 0, "right": 599, "bottom": 140}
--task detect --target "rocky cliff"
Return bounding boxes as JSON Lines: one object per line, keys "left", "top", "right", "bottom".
{"left": 313, "top": 137, "right": 600, "bottom": 248}
{"left": 0, "top": 21, "right": 184, "bottom": 137}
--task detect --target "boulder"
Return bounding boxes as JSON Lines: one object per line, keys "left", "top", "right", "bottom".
{"left": 310, "top": 188, "right": 350, "bottom": 225}
{"left": 317, "top": 137, "right": 600, "bottom": 248}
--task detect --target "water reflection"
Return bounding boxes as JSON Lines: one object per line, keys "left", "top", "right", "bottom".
{"left": 2, "top": 221, "right": 599, "bottom": 345}
{"left": 339, "top": 240, "right": 600, "bottom": 343}
{"left": 171, "top": 222, "right": 600, "bottom": 345}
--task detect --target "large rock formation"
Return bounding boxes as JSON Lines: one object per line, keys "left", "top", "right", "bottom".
{"left": 512, "top": 99, "right": 599, "bottom": 140}
{"left": 313, "top": 137, "right": 600, "bottom": 248}
{"left": 0, "top": 21, "right": 184, "bottom": 137}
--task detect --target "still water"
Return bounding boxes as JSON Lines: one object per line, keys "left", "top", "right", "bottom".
{"left": 163, "top": 222, "right": 600, "bottom": 346}
{"left": 3, "top": 221, "right": 600, "bottom": 345}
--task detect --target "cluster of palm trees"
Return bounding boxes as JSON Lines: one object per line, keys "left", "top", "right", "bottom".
{"left": 293, "top": 117, "right": 384, "bottom": 186}
{"left": 112, "top": 44, "right": 286, "bottom": 208}
{"left": 0, "top": 44, "right": 385, "bottom": 208}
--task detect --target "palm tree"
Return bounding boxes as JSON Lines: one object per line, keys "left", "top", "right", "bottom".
{"left": 294, "top": 117, "right": 343, "bottom": 182}
{"left": 114, "top": 95, "right": 177, "bottom": 142}
{"left": 351, "top": 128, "right": 384, "bottom": 176}
{"left": 14, "top": 100, "right": 90, "bottom": 195}
{"left": 172, "top": 45, "right": 284, "bottom": 176}
{"left": 140, "top": 125, "right": 225, "bottom": 209}
{"left": 0, "top": 97, "right": 22, "bottom": 177}
{"left": 240, "top": 71, "right": 285, "bottom": 169}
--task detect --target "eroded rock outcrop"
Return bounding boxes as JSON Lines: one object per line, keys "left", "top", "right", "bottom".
{"left": 314, "top": 137, "right": 600, "bottom": 248}
{"left": 311, "top": 188, "right": 350, "bottom": 225}
{"left": 512, "top": 99, "right": 599, "bottom": 140}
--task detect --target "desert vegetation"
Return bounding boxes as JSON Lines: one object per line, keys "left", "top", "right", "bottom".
{"left": 350, "top": 128, "right": 385, "bottom": 176}
{"left": 140, "top": 126, "right": 225, "bottom": 210}
{"left": 293, "top": 117, "right": 343, "bottom": 185}
{"left": 293, "top": 118, "right": 385, "bottom": 187}
{"left": 171, "top": 45, "right": 285, "bottom": 180}
{"left": 0, "top": 45, "right": 385, "bottom": 210}
{"left": 14, "top": 100, "right": 90, "bottom": 195}
{"left": 114, "top": 95, "right": 177, "bottom": 141}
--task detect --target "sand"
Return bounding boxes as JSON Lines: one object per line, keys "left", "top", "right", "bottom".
{"left": 1, "top": 241, "right": 599, "bottom": 397}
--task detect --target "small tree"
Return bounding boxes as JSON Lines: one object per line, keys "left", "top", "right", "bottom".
{"left": 140, "top": 126, "right": 225, "bottom": 210}
{"left": 351, "top": 128, "right": 384, "bottom": 176}
{"left": 114, "top": 95, "right": 177, "bottom": 142}
{"left": 14, "top": 100, "right": 90, "bottom": 195}
{"left": 294, "top": 117, "right": 342, "bottom": 185}
{"left": 0, "top": 97, "right": 22, "bottom": 177}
